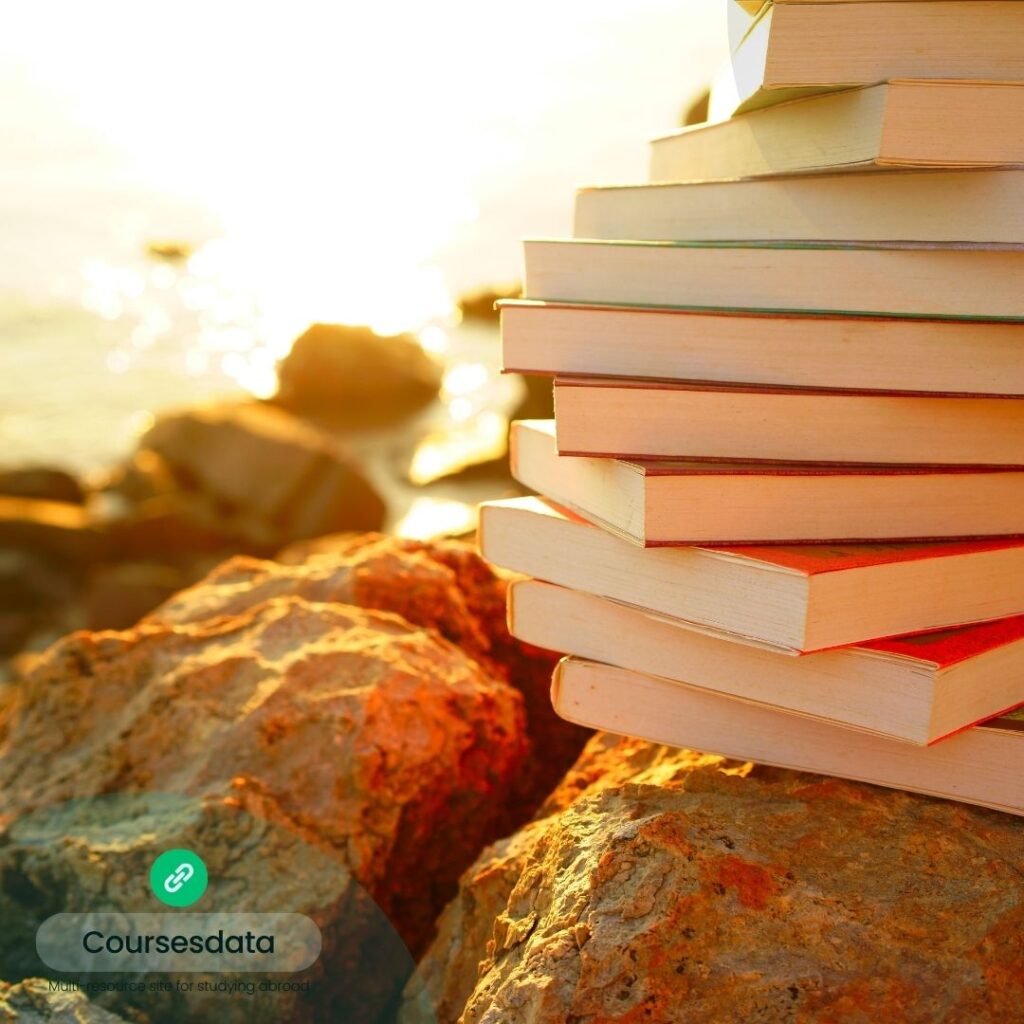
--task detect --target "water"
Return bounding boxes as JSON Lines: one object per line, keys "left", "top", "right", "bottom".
{"left": 0, "top": 2, "right": 727, "bottom": 476}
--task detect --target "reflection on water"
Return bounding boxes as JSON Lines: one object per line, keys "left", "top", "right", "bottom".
{"left": 79, "top": 237, "right": 455, "bottom": 403}
{"left": 396, "top": 497, "right": 477, "bottom": 540}
{"left": 0, "top": 233, "right": 516, "bottom": 500}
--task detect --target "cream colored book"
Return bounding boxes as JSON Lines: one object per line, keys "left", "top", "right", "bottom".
{"left": 553, "top": 378, "right": 1024, "bottom": 465}
{"left": 499, "top": 301, "right": 1024, "bottom": 396}
{"left": 479, "top": 496, "right": 1024, "bottom": 653}
{"left": 720, "top": 3, "right": 1024, "bottom": 114}
{"left": 523, "top": 239, "right": 1024, "bottom": 320}
{"left": 553, "top": 658, "right": 1024, "bottom": 816}
{"left": 576, "top": 169, "right": 1024, "bottom": 245}
{"left": 510, "top": 580, "right": 1024, "bottom": 745}
{"left": 653, "top": 82, "right": 1024, "bottom": 180}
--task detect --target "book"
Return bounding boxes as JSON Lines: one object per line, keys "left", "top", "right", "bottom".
{"left": 499, "top": 300, "right": 1024, "bottom": 396}
{"left": 660, "top": 82, "right": 1024, "bottom": 180}
{"left": 479, "top": 495, "right": 1024, "bottom": 653}
{"left": 720, "top": 3, "right": 1024, "bottom": 114}
{"left": 523, "top": 239, "right": 1024, "bottom": 320}
{"left": 508, "top": 419, "right": 1024, "bottom": 546}
{"left": 576, "top": 168, "right": 1024, "bottom": 245}
{"left": 553, "top": 378, "right": 1024, "bottom": 465}
{"left": 510, "top": 579, "right": 1024, "bottom": 745}
{"left": 552, "top": 657, "right": 1024, "bottom": 817}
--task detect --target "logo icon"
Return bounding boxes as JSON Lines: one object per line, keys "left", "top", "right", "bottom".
{"left": 150, "top": 849, "right": 208, "bottom": 907}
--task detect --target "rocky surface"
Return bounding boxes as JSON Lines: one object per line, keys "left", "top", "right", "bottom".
{"left": 173, "top": 534, "right": 587, "bottom": 809}
{"left": 0, "top": 978, "right": 128, "bottom": 1022}
{"left": 274, "top": 323, "right": 442, "bottom": 423}
{"left": 0, "top": 540, "right": 548, "bottom": 1022}
{"left": 0, "top": 794, "right": 411, "bottom": 1023}
{"left": 403, "top": 733, "right": 1024, "bottom": 1024}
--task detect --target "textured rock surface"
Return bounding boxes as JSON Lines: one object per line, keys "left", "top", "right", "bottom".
{"left": 0, "top": 543, "right": 544, "bottom": 1022}
{"left": 0, "top": 978, "right": 128, "bottom": 1022}
{"left": 176, "top": 535, "right": 587, "bottom": 808}
{"left": 0, "top": 589, "right": 525, "bottom": 954}
{"left": 274, "top": 323, "right": 441, "bottom": 422}
{"left": 139, "top": 401, "right": 385, "bottom": 546}
{"left": 404, "top": 733, "right": 1024, "bottom": 1024}
{"left": 0, "top": 794, "right": 411, "bottom": 1023}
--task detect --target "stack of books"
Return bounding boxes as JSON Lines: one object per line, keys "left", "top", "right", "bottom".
{"left": 480, "top": 0, "right": 1024, "bottom": 817}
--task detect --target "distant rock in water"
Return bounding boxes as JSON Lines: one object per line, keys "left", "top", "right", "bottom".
{"left": 457, "top": 285, "right": 521, "bottom": 326}
{"left": 145, "top": 240, "right": 193, "bottom": 261}
{"left": 0, "top": 467, "right": 85, "bottom": 505}
{"left": 403, "top": 732, "right": 1024, "bottom": 1024}
{"left": 0, "top": 978, "right": 128, "bottom": 1022}
{"left": 274, "top": 323, "right": 442, "bottom": 424}
{"left": 139, "top": 400, "right": 385, "bottom": 549}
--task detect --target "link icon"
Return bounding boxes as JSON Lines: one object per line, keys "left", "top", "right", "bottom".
{"left": 150, "top": 849, "right": 208, "bottom": 907}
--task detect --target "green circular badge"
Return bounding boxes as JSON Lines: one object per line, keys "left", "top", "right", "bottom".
{"left": 150, "top": 849, "right": 208, "bottom": 907}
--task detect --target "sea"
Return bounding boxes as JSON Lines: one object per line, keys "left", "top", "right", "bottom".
{"left": 0, "top": 2, "right": 726, "bottom": 481}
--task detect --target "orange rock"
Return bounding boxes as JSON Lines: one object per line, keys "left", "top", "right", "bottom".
{"left": 0, "top": 578, "right": 527, "bottom": 959}
{"left": 402, "top": 732, "right": 1024, "bottom": 1024}
{"left": 0, "top": 978, "right": 128, "bottom": 1021}
{"left": 274, "top": 323, "right": 442, "bottom": 423}
{"left": 139, "top": 401, "right": 385, "bottom": 545}
{"left": 183, "top": 535, "right": 589, "bottom": 807}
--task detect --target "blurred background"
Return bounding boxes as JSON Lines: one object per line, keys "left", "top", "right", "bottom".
{"left": 0, "top": 0, "right": 725, "bottom": 656}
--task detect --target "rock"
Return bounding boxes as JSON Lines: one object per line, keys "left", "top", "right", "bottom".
{"left": 83, "top": 562, "right": 190, "bottom": 630}
{"left": 0, "top": 497, "right": 103, "bottom": 566}
{"left": 0, "top": 548, "right": 82, "bottom": 656}
{"left": 0, "top": 793, "right": 413, "bottom": 1023}
{"left": 457, "top": 286, "right": 521, "bottom": 325}
{"left": 0, "top": 549, "right": 78, "bottom": 612}
{"left": 101, "top": 493, "right": 246, "bottom": 562}
{"left": 0, "top": 978, "right": 128, "bottom": 1022}
{"left": 274, "top": 323, "right": 442, "bottom": 423}
{"left": 272, "top": 534, "right": 588, "bottom": 806}
{"left": 0, "top": 468, "right": 85, "bottom": 506}
{"left": 139, "top": 401, "right": 385, "bottom": 545}
{"left": 0, "top": 565, "right": 529, "bottom": 966}
{"left": 403, "top": 733, "right": 1024, "bottom": 1024}
{"left": 98, "top": 449, "right": 179, "bottom": 506}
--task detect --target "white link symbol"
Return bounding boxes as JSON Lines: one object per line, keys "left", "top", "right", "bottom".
{"left": 163, "top": 862, "right": 195, "bottom": 894}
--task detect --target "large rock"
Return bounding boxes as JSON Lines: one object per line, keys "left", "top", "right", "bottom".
{"left": 403, "top": 733, "right": 1024, "bottom": 1024}
{"left": 0, "top": 978, "right": 128, "bottom": 1022}
{"left": 0, "top": 497, "right": 103, "bottom": 566}
{"left": 82, "top": 561, "right": 190, "bottom": 630}
{"left": 138, "top": 401, "right": 385, "bottom": 548}
{"left": 274, "top": 323, "right": 442, "bottom": 423}
{"left": 0, "top": 467, "right": 85, "bottom": 506}
{"left": 0, "top": 551, "right": 533, "bottom": 1020}
{"left": 0, "top": 793, "right": 411, "bottom": 1023}
{"left": 170, "top": 534, "right": 587, "bottom": 809}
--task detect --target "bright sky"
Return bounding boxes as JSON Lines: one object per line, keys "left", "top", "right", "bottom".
{"left": 2, "top": 1, "right": 727, "bottom": 331}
